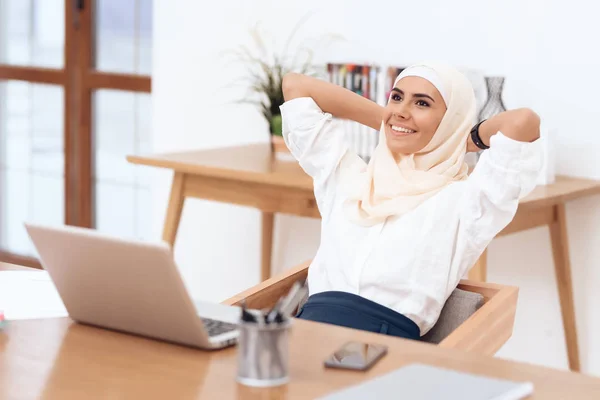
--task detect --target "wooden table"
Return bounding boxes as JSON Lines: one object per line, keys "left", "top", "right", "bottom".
{"left": 2, "top": 316, "right": 600, "bottom": 399}
{"left": 127, "top": 144, "right": 600, "bottom": 372}
{"left": 0, "top": 262, "right": 30, "bottom": 271}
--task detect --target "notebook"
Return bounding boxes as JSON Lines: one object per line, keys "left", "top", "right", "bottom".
{"left": 318, "top": 363, "right": 534, "bottom": 400}
{"left": 0, "top": 271, "right": 67, "bottom": 320}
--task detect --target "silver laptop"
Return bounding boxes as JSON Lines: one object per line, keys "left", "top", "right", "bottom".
{"left": 24, "top": 223, "right": 240, "bottom": 350}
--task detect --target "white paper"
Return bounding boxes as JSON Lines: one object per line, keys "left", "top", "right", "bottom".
{"left": 0, "top": 271, "right": 68, "bottom": 320}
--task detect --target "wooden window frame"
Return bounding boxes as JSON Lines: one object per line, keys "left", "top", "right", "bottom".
{"left": 0, "top": 0, "right": 151, "bottom": 268}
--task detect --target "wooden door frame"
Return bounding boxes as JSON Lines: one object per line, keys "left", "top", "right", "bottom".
{"left": 0, "top": 0, "right": 151, "bottom": 268}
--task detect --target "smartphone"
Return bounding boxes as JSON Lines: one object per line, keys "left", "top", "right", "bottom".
{"left": 324, "top": 341, "right": 388, "bottom": 371}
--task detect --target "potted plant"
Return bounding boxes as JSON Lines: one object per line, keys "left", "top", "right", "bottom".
{"left": 224, "top": 17, "right": 341, "bottom": 154}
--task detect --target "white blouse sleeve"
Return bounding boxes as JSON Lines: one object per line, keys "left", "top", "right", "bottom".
{"left": 279, "top": 97, "right": 348, "bottom": 216}
{"left": 460, "top": 131, "right": 543, "bottom": 256}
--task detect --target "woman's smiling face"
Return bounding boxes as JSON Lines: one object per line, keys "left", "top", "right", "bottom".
{"left": 382, "top": 76, "right": 447, "bottom": 157}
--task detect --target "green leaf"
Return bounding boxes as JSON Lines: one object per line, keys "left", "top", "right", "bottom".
{"left": 270, "top": 114, "right": 283, "bottom": 136}
{"left": 223, "top": 14, "right": 345, "bottom": 131}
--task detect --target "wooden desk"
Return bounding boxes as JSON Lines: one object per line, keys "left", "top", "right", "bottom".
{"left": 1, "top": 317, "right": 600, "bottom": 399}
{"left": 0, "top": 262, "right": 32, "bottom": 271}
{"left": 127, "top": 144, "right": 600, "bottom": 372}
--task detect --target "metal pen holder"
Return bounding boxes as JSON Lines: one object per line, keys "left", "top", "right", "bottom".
{"left": 236, "top": 312, "right": 292, "bottom": 388}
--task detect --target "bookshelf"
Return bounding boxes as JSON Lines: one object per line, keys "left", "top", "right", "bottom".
{"left": 325, "top": 63, "right": 416, "bottom": 161}
{"left": 326, "top": 63, "right": 384, "bottom": 162}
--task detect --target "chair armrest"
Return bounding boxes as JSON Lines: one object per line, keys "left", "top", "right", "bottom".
{"left": 222, "top": 261, "right": 310, "bottom": 309}
{"left": 223, "top": 263, "right": 519, "bottom": 357}
{"left": 440, "top": 279, "right": 519, "bottom": 356}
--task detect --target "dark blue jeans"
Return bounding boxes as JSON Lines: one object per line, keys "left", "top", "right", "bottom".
{"left": 295, "top": 291, "right": 420, "bottom": 340}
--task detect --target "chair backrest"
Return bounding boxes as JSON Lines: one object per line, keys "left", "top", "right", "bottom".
{"left": 297, "top": 285, "right": 484, "bottom": 343}
{"left": 421, "top": 288, "right": 484, "bottom": 343}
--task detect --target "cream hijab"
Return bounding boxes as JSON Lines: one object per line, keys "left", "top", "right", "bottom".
{"left": 340, "top": 62, "right": 476, "bottom": 226}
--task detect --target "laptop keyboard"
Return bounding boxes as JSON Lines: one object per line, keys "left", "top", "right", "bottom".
{"left": 200, "top": 317, "right": 238, "bottom": 337}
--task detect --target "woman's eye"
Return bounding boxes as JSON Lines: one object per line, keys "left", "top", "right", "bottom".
{"left": 391, "top": 93, "right": 401, "bottom": 101}
{"left": 416, "top": 100, "right": 430, "bottom": 107}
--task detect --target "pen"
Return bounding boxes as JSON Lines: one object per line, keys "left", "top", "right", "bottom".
{"left": 265, "top": 298, "right": 283, "bottom": 324}
{"left": 280, "top": 282, "right": 308, "bottom": 318}
{"left": 265, "top": 281, "right": 301, "bottom": 324}
{"left": 265, "top": 279, "right": 308, "bottom": 324}
{"left": 240, "top": 300, "right": 257, "bottom": 323}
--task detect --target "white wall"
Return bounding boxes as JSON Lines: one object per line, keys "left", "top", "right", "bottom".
{"left": 153, "top": 0, "right": 600, "bottom": 374}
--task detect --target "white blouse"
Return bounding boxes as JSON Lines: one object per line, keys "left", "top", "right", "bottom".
{"left": 280, "top": 97, "right": 542, "bottom": 336}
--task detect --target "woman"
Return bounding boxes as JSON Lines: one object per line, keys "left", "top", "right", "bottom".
{"left": 280, "top": 62, "right": 541, "bottom": 340}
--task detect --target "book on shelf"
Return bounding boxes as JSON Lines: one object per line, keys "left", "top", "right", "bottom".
{"left": 327, "top": 63, "right": 381, "bottom": 102}
{"left": 326, "top": 63, "right": 385, "bottom": 161}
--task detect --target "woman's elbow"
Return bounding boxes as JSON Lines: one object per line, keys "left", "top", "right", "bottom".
{"left": 507, "top": 108, "right": 541, "bottom": 143}
{"left": 282, "top": 72, "right": 306, "bottom": 101}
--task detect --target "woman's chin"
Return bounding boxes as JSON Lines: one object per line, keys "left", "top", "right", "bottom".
{"left": 385, "top": 133, "right": 422, "bottom": 155}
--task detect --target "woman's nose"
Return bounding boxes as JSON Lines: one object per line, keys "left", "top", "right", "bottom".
{"left": 392, "top": 107, "right": 409, "bottom": 120}
{"left": 390, "top": 102, "right": 410, "bottom": 120}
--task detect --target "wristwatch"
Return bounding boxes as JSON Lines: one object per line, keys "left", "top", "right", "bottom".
{"left": 470, "top": 119, "right": 489, "bottom": 150}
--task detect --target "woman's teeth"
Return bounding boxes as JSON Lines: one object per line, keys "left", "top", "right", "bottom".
{"left": 391, "top": 125, "right": 415, "bottom": 134}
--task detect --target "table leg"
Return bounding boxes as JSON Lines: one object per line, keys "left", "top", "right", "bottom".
{"left": 162, "top": 172, "right": 186, "bottom": 247}
{"left": 549, "top": 203, "right": 580, "bottom": 371}
{"left": 468, "top": 249, "right": 488, "bottom": 282}
{"left": 261, "top": 211, "right": 274, "bottom": 282}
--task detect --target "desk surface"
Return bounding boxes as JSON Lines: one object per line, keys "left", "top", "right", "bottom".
{"left": 128, "top": 143, "right": 314, "bottom": 190}
{"left": 1, "top": 317, "right": 600, "bottom": 399}
{"left": 0, "top": 261, "right": 598, "bottom": 400}
{"left": 0, "top": 262, "right": 29, "bottom": 271}
{"left": 3, "top": 268, "right": 600, "bottom": 399}
{"left": 127, "top": 144, "right": 600, "bottom": 207}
